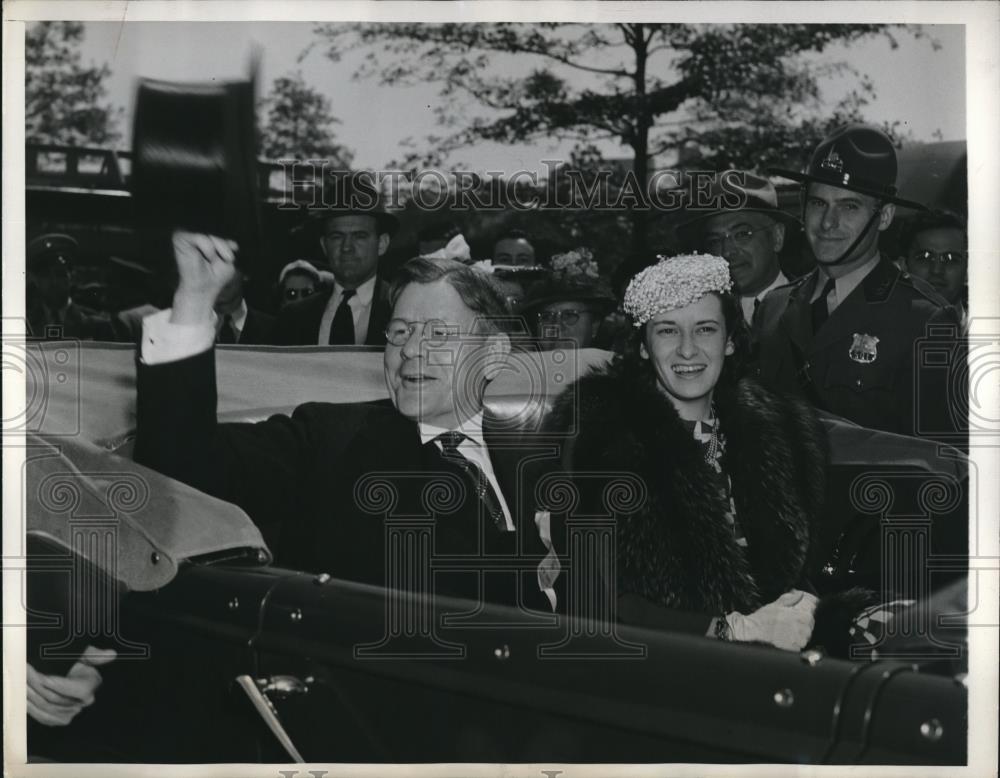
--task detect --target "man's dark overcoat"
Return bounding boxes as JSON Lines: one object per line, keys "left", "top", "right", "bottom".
{"left": 134, "top": 348, "right": 554, "bottom": 610}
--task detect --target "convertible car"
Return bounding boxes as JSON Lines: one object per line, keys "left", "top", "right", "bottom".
{"left": 18, "top": 339, "right": 969, "bottom": 765}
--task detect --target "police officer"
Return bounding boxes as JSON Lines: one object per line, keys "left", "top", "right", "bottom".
{"left": 754, "top": 124, "right": 961, "bottom": 439}
{"left": 26, "top": 234, "right": 109, "bottom": 340}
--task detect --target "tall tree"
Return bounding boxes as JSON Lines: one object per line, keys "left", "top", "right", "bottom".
{"left": 313, "top": 23, "right": 931, "bottom": 254}
{"left": 25, "top": 21, "right": 121, "bottom": 146}
{"left": 259, "top": 71, "right": 353, "bottom": 166}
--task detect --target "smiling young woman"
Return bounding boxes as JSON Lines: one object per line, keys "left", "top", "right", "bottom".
{"left": 543, "top": 254, "right": 872, "bottom": 654}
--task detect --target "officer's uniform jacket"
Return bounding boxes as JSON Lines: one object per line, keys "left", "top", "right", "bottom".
{"left": 753, "top": 255, "right": 962, "bottom": 439}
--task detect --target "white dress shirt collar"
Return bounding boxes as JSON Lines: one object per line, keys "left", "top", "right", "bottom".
{"left": 419, "top": 411, "right": 487, "bottom": 448}
{"left": 333, "top": 274, "right": 376, "bottom": 306}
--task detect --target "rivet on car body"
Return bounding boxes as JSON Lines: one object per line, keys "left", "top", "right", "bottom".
{"left": 773, "top": 688, "right": 794, "bottom": 708}
{"left": 920, "top": 719, "right": 944, "bottom": 742}
{"left": 801, "top": 649, "right": 823, "bottom": 666}
{"left": 313, "top": 573, "right": 331, "bottom": 585}
{"left": 494, "top": 645, "right": 510, "bottom": 661}
{"left": 150, "top": 552, "right": 160, "bottom": 564}
{"left": 227, "top": 597, "right": 239, "bottom": 610}
{"left": 290, "top": 608, "right": 303, "bottom": 623}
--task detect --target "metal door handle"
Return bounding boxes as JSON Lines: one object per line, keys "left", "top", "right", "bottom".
{"left": 235, "top": 674, "right": 306, "bottom": 762}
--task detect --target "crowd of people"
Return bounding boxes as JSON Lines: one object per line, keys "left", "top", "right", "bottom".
{"left": 26, "top": 123, "right": 970, "bottom": 728}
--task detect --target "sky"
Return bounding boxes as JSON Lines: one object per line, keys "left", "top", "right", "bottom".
{"left": 71, "top": 21, "right": 968, "bottom": 173}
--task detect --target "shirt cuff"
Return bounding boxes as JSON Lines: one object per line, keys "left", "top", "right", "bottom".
{"left": 140, "top": 308, "right": 217, "bottom": 365}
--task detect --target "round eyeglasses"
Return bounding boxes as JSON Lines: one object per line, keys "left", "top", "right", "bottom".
{"left": 283, "top": 287, "right": 316, "bottom": 302}
{"left": 537, "top": 309, "right": 586, "bottom": 326}
{"left": 384, "top": 319, "right": 463, "bottom": 347}
{"left": 703, "top": 225, "right": 776, "bottom": 254}
{"left": 907, "top": 249, "right": 966, "bottom": 265}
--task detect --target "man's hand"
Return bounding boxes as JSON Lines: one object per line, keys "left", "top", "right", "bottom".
{"left": 726, "top": 590, "right": 818, "bottom": 651}
{"left": 170, "top": 231, "right": 239, "bottom": 325}
{"left": 26, "top": 646, "right": 117, "bottom": 726}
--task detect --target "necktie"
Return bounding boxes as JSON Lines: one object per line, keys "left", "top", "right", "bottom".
{"left": 218, "top": 314, "right": 237, "bottom": 344}
{"left": 329, "top": 289, "right": 356, "bottom": 345}
{"left": 811, "top": 278, "right": 836, "bottom": 334}
{"left": 432, "top": 431, "right": 507, "bottom": 532}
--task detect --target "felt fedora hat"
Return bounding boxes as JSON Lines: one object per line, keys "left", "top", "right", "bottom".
{"left": 769, "top": 124, "right": 926, "bottom": 210}
{"left": 306, "top": 172, "right": 400, "bottom": 238}
{"left": 675, "top": 170, "right": 801, "bottom": 243}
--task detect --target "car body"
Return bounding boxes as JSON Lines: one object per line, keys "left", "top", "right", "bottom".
{"left": 16, "top": 339, "right": 969, "bottom": 765}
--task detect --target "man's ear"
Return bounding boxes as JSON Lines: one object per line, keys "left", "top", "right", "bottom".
{"left": 771, "top": 221, "right": 786, "bottom": 253}
{"left": 377, "top": 233, "right": 391, "bottom": 257}
{"left": 877, "top": 203, "right": 896, "bottom": 232}
{"left": 482, "top": 332, "right": 512, "bottom": 382}
{"left": 319, "top": 236, "right": 329, "bottom": 260}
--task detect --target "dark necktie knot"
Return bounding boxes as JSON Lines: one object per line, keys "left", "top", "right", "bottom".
{"left": 435, "top": 430, "right": 466, "bottom": 456}
{"left": 341, "top": 288, "right": 356, "bottom": 302}
{"left": 811, "top": 278, "right": 836, "bottom": 334}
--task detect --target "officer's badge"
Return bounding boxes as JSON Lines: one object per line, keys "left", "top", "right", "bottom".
{"left": 849, "top": 333, "right": 879, "bottom": 364}
{"left": 821, "top": 149, "right": 845, "bottom": 173}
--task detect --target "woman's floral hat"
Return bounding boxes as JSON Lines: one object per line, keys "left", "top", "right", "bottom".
{"left": 623, "top": 253, "right": 733, "bottom": 326}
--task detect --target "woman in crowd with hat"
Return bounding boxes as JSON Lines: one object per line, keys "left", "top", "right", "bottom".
{"left": 543, "top": 254, "right": 869, "bottom": 652}
{"left": 521, "top": 248, "right": 617, "bottom": 350}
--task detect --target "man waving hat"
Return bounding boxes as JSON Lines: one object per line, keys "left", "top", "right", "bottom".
{"left": 753, "top": 124, "right": 961, "bottom": 439}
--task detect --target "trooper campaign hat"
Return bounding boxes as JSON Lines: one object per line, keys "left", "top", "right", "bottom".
{"left": 675, "top": 170, "right": 800, "bottom": 245}
{"left": 769, "top": 124, "right": 926, "bottom": 210}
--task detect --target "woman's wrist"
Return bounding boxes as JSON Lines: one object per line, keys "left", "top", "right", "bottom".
{"left": 711, "top": 615, "right": 732, "bottom": 641}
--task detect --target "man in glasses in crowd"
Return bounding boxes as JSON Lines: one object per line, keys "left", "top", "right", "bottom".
{"left": 134, "top": 239, "right": 557, "bottom": 611}
{"left": 899, "top": 210, "right": 969, "bottom": 334}
{"left": 755, "top": 124, "right": 960, "bottom": 439}
{"left": 273, "top": 202, "right": 396, "bottom": 346}
{"left": 676, "top": 171, "right": 801, "bottom": 327}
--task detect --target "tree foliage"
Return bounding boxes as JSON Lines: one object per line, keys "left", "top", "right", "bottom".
{"left": 25, "top": 22, "right": 121, "bottom": 146}
{"left": 259, "top": 71, "right": 353, "bottom": 165}
{"left": 312, "top": 22, "right": 935, "bottom": 258}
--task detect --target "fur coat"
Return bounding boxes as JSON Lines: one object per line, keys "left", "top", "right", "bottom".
{"left": 543, "top": 358, "right": 858, "bottom": 630}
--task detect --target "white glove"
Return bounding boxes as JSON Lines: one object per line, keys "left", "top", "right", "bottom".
{"left": 27, "top": 645, "right": 117, "bottom": 726}
{"left": 726, "top": 590, "right": 818, "bottom": 651}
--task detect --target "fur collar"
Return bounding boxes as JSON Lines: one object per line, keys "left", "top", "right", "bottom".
{"left": 545, "top": 359, "right": 828, "bottom": 615}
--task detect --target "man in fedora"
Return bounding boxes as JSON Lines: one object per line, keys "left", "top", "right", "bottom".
{"left": 754, "top": 124, "right": 960, "bottom": 438}
{"left": 273, "top": 195, "right": 398, "bottom": 347}
{"left": 677, "top": 171, "right": 801, "bottom": 327}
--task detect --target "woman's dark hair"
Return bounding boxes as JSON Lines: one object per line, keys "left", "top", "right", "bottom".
{"left": 614, "top": 290, "right": 751, "bottom": 393}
